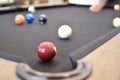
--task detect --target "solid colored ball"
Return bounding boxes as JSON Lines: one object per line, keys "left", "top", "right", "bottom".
{"left": 37, "top": 42, "right": 57, "bottom": 61}
{"left": 112, "top": 17, "right": 120, "bottom": 28}
{"left": 14, "top": 14, "right": 25, "bottom": 25}
{"left": 38, "top": 14, "right": 47, "bottom": 24}
{"left": 114, "top": 4, "right": 120, "bottom": 11}
{"left": 28, "top": 6, "right": 36, "bottom": 13}
{"left": 25, "top": 14, "right": 35, "bottom": 23}
{"left": 58, "top": 25, "right": 72, "bottom": 39}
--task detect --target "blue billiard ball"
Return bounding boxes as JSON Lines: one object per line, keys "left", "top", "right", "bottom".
{"left": 25, "top": 14, "right": 35, "bottom": 23}
{"left": 38, "top": 14, "right": 47, "bottom": 24}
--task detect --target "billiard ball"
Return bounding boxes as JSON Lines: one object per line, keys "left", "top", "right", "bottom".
{"left": 38, "top": 14, "right": 47, "bottom": 24}
{"left": 58, "top": 25, "right": 72, "bottom": 39}
{"left": 28, "top": 5, "right": 36, "bottom": 13}
{"left": 37, "top": 42, "right": 57, "bottom": 61}
{"left": 114, "top": 4, "right": 120, "bottom": 11}
{"left": 25, "top": 14, "right": 35, "bottom": 23}
{"left": 14, "top": 14, "right": 25, "bottom": 25}
{"left": 112, "top": 17, "right": 120, "bottom": 28}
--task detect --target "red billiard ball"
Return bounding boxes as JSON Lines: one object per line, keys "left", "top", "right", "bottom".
{"left": 37, "top": 42, "right": 57, "bottom": 61}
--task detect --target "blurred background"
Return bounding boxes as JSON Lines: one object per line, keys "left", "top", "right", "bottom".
{"left": 0, "top": 0, "right": 68, "bottom": 6}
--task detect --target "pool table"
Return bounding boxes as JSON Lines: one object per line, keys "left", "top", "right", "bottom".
{"left": 0, "top": 2, "right": 120, "bottom": 80}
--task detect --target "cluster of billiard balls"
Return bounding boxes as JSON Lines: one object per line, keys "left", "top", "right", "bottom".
{"left": 14, "top": 16, "right": 72, "bottom": 61}
{"left": 14, "top": 14, "right": 47, "bottom": 25}
{"left": 14, "top": 5, "right": 47, "bottom": 25}
{"left": 14, "top": 6, "right": 73, "bottom": 61}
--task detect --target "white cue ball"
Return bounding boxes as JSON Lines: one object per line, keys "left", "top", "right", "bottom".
{"left": 58, "top": 25, "right": 72, "bottom": 39}
{"left": 112, "top": 17, "right": 120, "bottom": 28}
{"left": 28, "top": 6, "right": 36, "bottom": 13}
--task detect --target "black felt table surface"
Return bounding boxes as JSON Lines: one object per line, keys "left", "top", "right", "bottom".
{"left": 0, "top": 5, "right": 119, "bottom": 72}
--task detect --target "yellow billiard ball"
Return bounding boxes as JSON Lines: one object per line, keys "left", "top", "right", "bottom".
{"left": 114, "top": 4, "right": 120, "bottom": 11}
{"left": 112, "top": 17, "right": 120, "bottom": 28}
